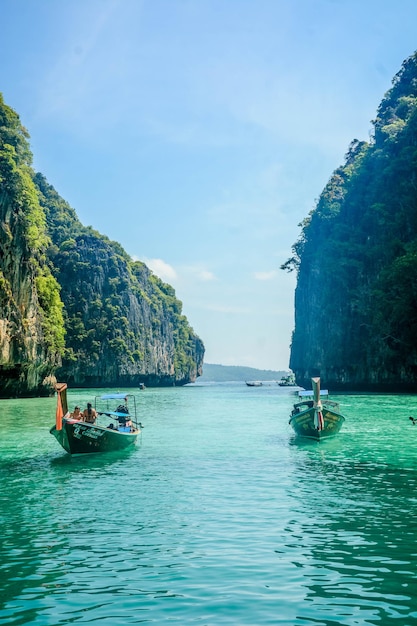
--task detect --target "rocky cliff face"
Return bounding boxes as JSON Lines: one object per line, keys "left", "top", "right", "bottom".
{"left": 50, "top": 232, "right": 204, "bottom": 387}
{"left": 0, "top": 94, "right": 64, "bottom": 397}
{"left": 287, "top": 52, "right": 417, "bottom": 391}
{"left": 0, "top": 95, "right": 204, "bottom": 397}
{"left": 0, "top": 189, "right": 56, "bottom": 396}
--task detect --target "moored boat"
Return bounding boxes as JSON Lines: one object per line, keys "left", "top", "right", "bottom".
{"left": 246, "top": 380, "right": 263, "bottom": 387}
{"left": 278, "top": 372, "right": 297, "bottom": 387}
{"left": 50, "top": 383, "right": 142, "bottom": 454}
{"left": 289, "top": 377, "right": 345, "bottom": 440}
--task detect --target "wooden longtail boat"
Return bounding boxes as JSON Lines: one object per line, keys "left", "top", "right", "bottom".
{"left": 50, "top": 383, "right": 142, "bottom": 454}
{"left": 289, "top": 377, "right": 345, "bottom": 440}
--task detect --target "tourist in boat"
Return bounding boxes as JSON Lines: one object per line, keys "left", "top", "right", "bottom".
{"left": 82, "top": 403, "right": 97, "bottom": 424}
{"left": 70, "top": 406, "right": 82, "bottom": 420}
{"left": 116, "top": 402, "right": 132, "bottom": 431}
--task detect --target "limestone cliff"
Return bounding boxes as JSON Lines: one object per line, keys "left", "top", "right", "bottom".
{"left": 0, "top": 94, "right": 204, "bottom": 397}
{"left": 0, "top": 96, "right": 64, "bottom": 397}
{"left": 285, "top": 52, "right": 417, "bottom": 391}
{"left": 0, "top": 186, "right": 58, "bottom": 396}
{"left": 49, "top": 229, "right": 204, "bottom": 387}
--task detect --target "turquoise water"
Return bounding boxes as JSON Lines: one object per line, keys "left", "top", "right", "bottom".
{"left": 1, "top": 383, "right": 417, "bottom": 625}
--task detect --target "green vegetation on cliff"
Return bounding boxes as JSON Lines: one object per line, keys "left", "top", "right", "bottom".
{"left": 34, "top": 170, "right": 204, "bottom": 388}
{"left": 0, "top": 95, "right": 204, "bottom": 396}
{"left": 283, "top": 52, "right": 417, "bottom": 390}
{"left": 0, "top": 94, "right": 65, "bottom": 374}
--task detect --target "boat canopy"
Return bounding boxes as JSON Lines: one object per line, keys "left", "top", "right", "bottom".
{"left": 298, "top": 389, "right": 329, "bottom": 397}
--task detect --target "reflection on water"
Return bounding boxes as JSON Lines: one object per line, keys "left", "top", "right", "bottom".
{"left": 1, "top": 387, "right": 417, "bottom": 624}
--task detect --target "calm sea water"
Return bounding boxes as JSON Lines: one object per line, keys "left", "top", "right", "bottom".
{"left": 1, "top": 382, "right": 417, "bottom": 625}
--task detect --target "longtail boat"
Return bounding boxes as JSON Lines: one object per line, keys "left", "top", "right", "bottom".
{"left": 289, "top": 377, "right": 345, "bottom": 440}
{"left": 50, "top": 383, "right": 142, "bottom": 454}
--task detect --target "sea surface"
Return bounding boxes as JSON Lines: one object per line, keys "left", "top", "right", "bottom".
{"left": 1, "top": 382, "right": 417, "bottom": 625}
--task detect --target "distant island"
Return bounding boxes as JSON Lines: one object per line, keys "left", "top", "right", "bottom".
{"left": 196, "top": 363, "right": 288, "bottom": 382}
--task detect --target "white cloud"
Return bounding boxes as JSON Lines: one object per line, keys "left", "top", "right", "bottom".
{"left": 143, "top": 258, "right": 177, "bottom": 282}
{"left": 136, "top": 258, "right": 216, "bottom": 285}
{"left": 198, "top": 270, "right": 215, "bottom": 281}
{"left": 185, "top": 267, "right": 216, "bottom": 282}
{"left": 253, "top": 270, "right": 278, "bottom": 281}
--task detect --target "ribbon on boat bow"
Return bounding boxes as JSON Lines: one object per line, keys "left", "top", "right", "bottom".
{"left": 315, "top": 410, "right": 324, "bottom": 431}
{"left": 314, "top": 402, "right": 324, "bottom": 431}
{"left": 312, "top": 377, "right": 324, "bottom": 431}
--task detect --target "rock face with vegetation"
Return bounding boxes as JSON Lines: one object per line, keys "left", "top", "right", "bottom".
{"left": 283, "top": 52, "right": 417, "bottom": 391}
{"left": 0, "top": 94, "right": 204, "bottom": 397}
{"left": 0, "top": 96, "right": 64, "bottom": 397}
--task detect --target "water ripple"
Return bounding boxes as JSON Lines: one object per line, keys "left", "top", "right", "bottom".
{"left": 2, "top": 388, "right": 417, "bottom": 623}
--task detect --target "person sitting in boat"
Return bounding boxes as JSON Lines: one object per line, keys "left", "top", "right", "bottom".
{"left": 70, "top": 406, "right": 82, "bottom": 420}
{"left": 82, "top": 403, "right": 97, "bottom": 424}
{"left": 117, "top": 415, "right": 133, "bottom": 431}
{"left": 116, "top": 404, "right": 132, "bottom": 431}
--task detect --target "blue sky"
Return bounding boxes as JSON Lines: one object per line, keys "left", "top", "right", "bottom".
{"left": 1, "top": 0, "right": 417, "bottom": 370}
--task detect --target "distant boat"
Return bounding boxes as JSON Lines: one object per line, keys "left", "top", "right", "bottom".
{"left": 288, "top": 377, "right": 345, "bottom": 440}
{"left": 278, "top": 373, "right": 297, "bottom": 387}
{"left": 50, "top": 383, "right": 142, "bottom": 454}
{"left": 246, "top": 381, "right": 263, "bottom": 387}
